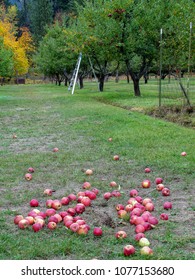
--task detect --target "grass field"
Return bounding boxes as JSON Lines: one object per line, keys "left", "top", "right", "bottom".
{"left": 0, "top": 80, "right": 195, "bottom": 260}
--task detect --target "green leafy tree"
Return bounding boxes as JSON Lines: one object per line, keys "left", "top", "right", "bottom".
{"left": 0, "top": 36, "right": 14, "bottom": 83}
{"left": 34, "top": 22, "right": 78, "bottom": 85}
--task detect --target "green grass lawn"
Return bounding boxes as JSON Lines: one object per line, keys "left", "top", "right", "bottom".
{"left": 0, "top": 81, "right": 195, "bottom": 260}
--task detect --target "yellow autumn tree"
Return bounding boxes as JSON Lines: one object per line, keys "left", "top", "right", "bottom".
{"left": 0, "top": 4, "right": 34, "bottom": 76}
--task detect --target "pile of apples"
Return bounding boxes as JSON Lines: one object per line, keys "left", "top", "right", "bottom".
{"left": 14, "top": 150, "right": 173, "bottom": 258}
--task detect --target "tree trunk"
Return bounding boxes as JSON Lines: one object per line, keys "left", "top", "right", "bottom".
{"left": 98, "top": 75, "right": 105, "bottom": 92}
{"left": 64, "top": 77, "right": 68, "bottom": 86}
{"left": 132, "top": 77, "right": 141, "bottom": 97}
{"left": 79, "top": 76, "right": 84, "bottom": 89}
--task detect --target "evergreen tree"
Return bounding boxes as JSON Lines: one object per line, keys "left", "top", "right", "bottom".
{"left": 28, "top": 0, "right": 53, "bottom": 44}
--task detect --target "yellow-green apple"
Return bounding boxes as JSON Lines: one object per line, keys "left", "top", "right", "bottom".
{"left": 140, "top": 246, "right": 153, "bottom": 256}
{"left": 139, "top": 237, "right": 150, "bottom": 247}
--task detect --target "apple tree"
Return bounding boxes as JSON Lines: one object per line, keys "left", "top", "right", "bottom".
{"left": 75, "top": 0, "right": 123, "bottom": 91}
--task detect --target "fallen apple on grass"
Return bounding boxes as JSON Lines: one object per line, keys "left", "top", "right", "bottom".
{"left": 162, "top": 188, "right": 170, "bottom": 196}
{"left": 25, "top": 173, "right": 32, "bottom": 181}
{"left": 155, "top": 177, "right": 163, "bottom": 185}
{"left": 29, "top": 199, "right": 39, "bottom": 207}
{"left": 181, "top": 151, "right": 187, "bottom": 156}
{"left": 115, "top": 230, "right": 127, "bottom": 239}
{"left": 28, "top": 167, "right": 35, "bottom": 173}
{"left": 163, "top": 201, "right": 172, "bottom": 210}
{"left": 32, "top": 223, "right": 42, "bottom": 232}
{"left": 123, "top": 245, "right": 136, "bottom": 256}
{"left": 129, "top": 189, "right": 138, "bottom": 197}
{"left": 85, "top": 169, "right": 93, "bottom": 175}
{"left": 139, "top": 237, "right": 150, "bottom": 247}
{"left": 93, "top": 227, "right": 103, "bottom": 237}
{"left": 140, "top": 246, "right": 153, "bottom": 256}
{"left": 47, "top": 221, "right": 57, "bottom": 230}
{"left": 53, "top": 147, "right": 59, "bottom": 152}
{"left": 18, "top": 219, "right": 29, "bottom": 229}
{"left": 113, "top": 155, "right": 119, "bottom": 161}
{"left": 142, "top": 179, "right": 151, "bottom": 188}
{"left": 44, "top": 189, "right": 54, "bottom": 196}
{"left": 160, "top": 213, "right": 169, "bottom": 220}
{"left": 110, "top": 181, "right": 118, "bottom": 188}
{"left": 14, "top": 215, "right": 24, "bottom": 225}
{"left": 144, "top": 167, "right": 151, "bottom": 173}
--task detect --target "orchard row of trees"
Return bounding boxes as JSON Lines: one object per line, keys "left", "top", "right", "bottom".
{"left": 36, "top": 0, "right": 195, "bottom": 95}
{"left": 0, "top": 0, "right": 195, "bottom": 95}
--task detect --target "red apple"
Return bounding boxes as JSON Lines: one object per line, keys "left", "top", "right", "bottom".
{"left": 76, "top": 219, "right": 86, "bottom": 226}
{"left": 59, "top": 211, "right": 68, "bottom": 219}
{"left": 18, "top": 219, "right": 29, "bottom": 229}
{"left": 155, "top": 177, "right": 163, "bottom": 184}
{"left": 135, "top": 196, "right": 143, "bottom": 204}
{"left": 181, "top": 151, "right": 187, "bottom": 156}
{"left": 111, "top": 190, "right": 121, "bottom": 197}
{"left": 51, "top": 200, "right": 62, "bottom": 210}
{"left": 103, "top": 192, "right": 112, "bottom": 200}
{"left": 162, "top": 188, "right": 170, "bottom": 196}
{"left": 125, "top": 204, "right": 134, "bottom": 212}
{"left": 115, "top": 204, "right": 125, "bottom": 211}
{"left": 30, "top": 199, "right": 39, "bottom": 207}
{"left": 61, "top": 196, "right": 70, "bottom": 205}
{"left": 25, "top": 173, "right": 32, "bottom": 181}
{"left": 91, "top": 188, "right": 99, "bottom": 195}
{"left": 85, "top": 190, "right": 96, "bottom": 200}
{"left": 32, "top": 223, "right": 42, "bottom": 232}
{"left": 82, "top": 182, "right": 91, "bottom": 189}
{"left": 28, "top": 167, "right": 35, "bottom": 173}
{"left": 77, "top": 224, "right": 89, "bottom": 235}
{"left": 70, "top": 222, "right": 79, "bottom": 232}
{"left": 110, "top": 181, "right": 118, "bottom": 188}
{"left": 12, "top": 134, "right": 17, "bottom": 139}
{"left": 64, "top": 220, "right": 73, "bottom": 228}
{"left": 134, "top": 216, "right": 145, "bottom": 226}
{"left": 123, "top": 245, "right": 135, "bottom": 256}
{"left": 67, "top": 207, "right": 76, "bottom": 216}
{"left": 156, "top": 183, "right": 164, "bottom": 191}
{"left": 81, "top": 196, "right": 91, "bottom": 207}
{"left": 48, "top": 216, "right": 59, "bottom": 224}
{"left": 25, "top": 216, "right": 34, "bottom": 225}
{"left": 113, "top": 155, "right": 119, "bottom": 160}
{"left": 160, "top": 213, "right": 169, "bottom": 220}
{"left": 130, "top": 208, "right": 142, "bottom": 217}
{"left": 63, "top": 215, "right": 74, "bottom": 225}
{"left": 93, "top": 227, "right": 103, "bottom": 236}
{"left": 144, "top": 167, "right": 151, "bottom": 173}
{"left": 135, "top": 233, "right": 145, "bottom": 241}
{"left": 75, "top": 203, "right": 85, "bottom": 214}
{"left": 115, "top": 230, "right": 127, "bottom": 239}
{"left": 145, "top": 202, "right": 154, "bottom": 212}
{"left": 148, "top": 216, "right": 159, "bottom": 226}
{"left": 163, "top": 201, "right": 172, "bottom": 210}
{"left": 34, "top": 218, "right": 45, "bottom": 227}
{"left": 68, "top": 193, "right": 77, "bottom": 202}
{"left": 53, "top": 147, "right": 59, "bottom": 152}
{"left": 142, "top": 179, "right": 151, "bottom": 188}
{"left": 47, "top": 221, "right": 57, "bottom": 230}
{"left": 135, "top": 224, "right": 145, "bottom": 233}
{"left": 44, "top": 189, "right": 53, "bottom": 196}
{"left": 142, "top": 198, "right": 152, "bottom": 206}
{"left": 46, "top": 199, "right": 53, "bottom": 208}
{"left": 14, "top": 215, "right": 24, "bottom": 225}
{"left": 45, "top": 208, "right": 56, "bottom": 216}
{"left": 129, "top": 189, "right": 138, "bottom": 197}
{"left": 53, "top": 213, "right": 62, "bottom": 223}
